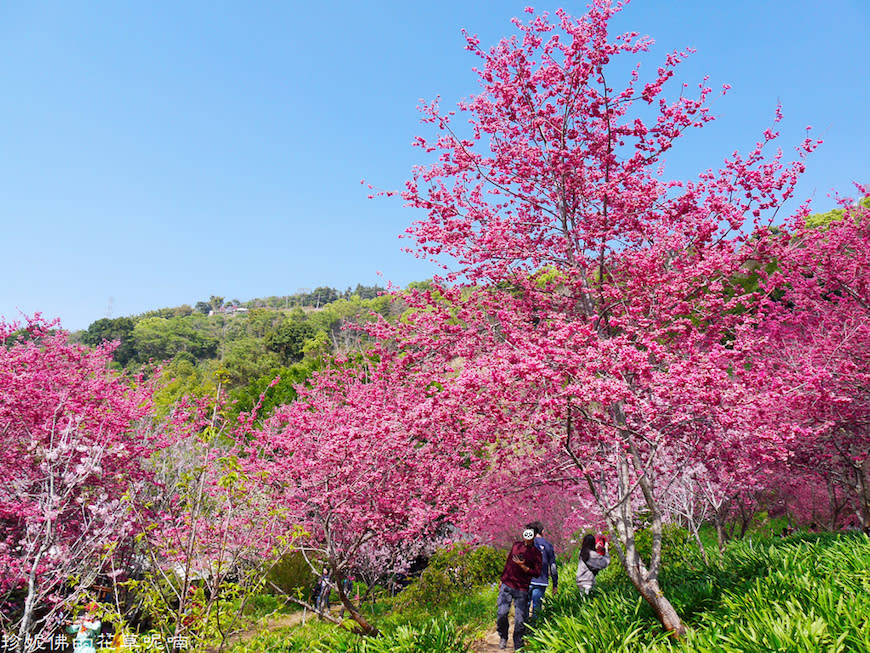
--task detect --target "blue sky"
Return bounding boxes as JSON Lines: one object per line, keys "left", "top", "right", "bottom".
{"left": 1, "top": 0, "right": 868, "bottom": 331}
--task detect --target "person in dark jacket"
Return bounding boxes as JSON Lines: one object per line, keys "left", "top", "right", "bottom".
{"left": 497, "top": 527, "right": 542, "bottom": 650}
{"left": 313, "top": 568, "right": 331, "bottom": 612}
{"left": 575, "top": 533, "right": 609, "bottom": 595}
{"left": 526, "top": 521, "right": 558, "bottom": 618}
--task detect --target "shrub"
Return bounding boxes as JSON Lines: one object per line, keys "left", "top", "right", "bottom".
{"left": 634, "top": 523, "right": 697, "bottom": 569}
{"left": 243, "top": 592, "right": 286, "bottom": 618}
{"left": 267, "top": 551, "right": 316, "bottom": 597}
{"left": 397, "top": 543, "right": 504, "bottom": 609}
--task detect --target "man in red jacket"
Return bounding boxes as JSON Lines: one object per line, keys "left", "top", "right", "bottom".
{"left": 497, "top": 527, "right": 542, "bottom": 649}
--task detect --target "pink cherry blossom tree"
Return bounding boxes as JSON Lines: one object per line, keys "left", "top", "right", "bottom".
{"left": 250, "top": 357, "right": 487, "bottom": 635}
{"left": 755, "top": 194, "right": 870, "bottom": 528}
{"left": 0, "top": 318, "right": 155, "bottom": 652}
{"left": 383, "top": 1, "right": 818, "bottom": 634}
{"left": 126, "top": 387, "right": 302, "bottom": 653}
{"left": 458, "top": 454, "right": 594, "bottom": 552}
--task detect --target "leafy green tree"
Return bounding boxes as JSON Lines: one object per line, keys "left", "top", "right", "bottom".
{"left": 264, "top": 321, "right": 316, "bottom": 364}
{"left": 310, "top": 286, "right": 338, "bottom": 308}
{"left": 228, "top": 360, "right": 318, "bottom": 423}
{"left": 805, "top": 196, "right": 870, "bottom": 229}
{"left": 81, "top": 317, "right": 136, "bottom": 367}
{"left": 240, "top": 308, "right": 284, "bottom": 339}
{"left": 152, "top": 357, "right": 220, "bottom": 412}
{"left": 308, "top": 295, "right": 392, "bottom": 355}
{"left": 132, "top": 317, "right": 219, "bottom": 362}
{"left": 221, "top": 336, "right": 282, "bottom": 387}
{"left": 342, "top": 284, "right": 386, "bottom": 300}
{"left": 301, "top": 330, "right": 331, "bottom": 360}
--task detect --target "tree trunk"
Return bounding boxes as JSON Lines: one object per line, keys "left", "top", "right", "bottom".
{"left": 608, "top": 505, "right": 688, "bottom": 637}
{"left": 632, "top": 575, "right": 686, "bottom": 636}
{"left": 17, "top": 528, "right": 49, "bottom": 653}
{"left": 738, "top": 500, "right": 753, "bottom": 538}
{"left": 335, "top": 576, "right": 379, "bottom": 636}
{"left": 824, "top": 476, "right": 848, "bottom": 530}
{"left": 692, "top": 527, "right": 709, "bottom": 566}
{"left": 16, "top": 551, "right": 42, "bottom": 653}
{"left": 590, "top": 431, "right": 687, "bottom": 637}
{"left": 854, "top": 459, "right": 870, "bottom": 530}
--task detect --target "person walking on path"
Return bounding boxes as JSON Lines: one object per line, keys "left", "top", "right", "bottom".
{"left": 314, "top": 569, "right": 332, "bottom": 613}
{"left": 497, "top": 527, "right": 542, "bottom": 650}
{"left": 526, "top": 521, "right": 558, "bottom": 619}
{"left": 575, "top": 533, "right": 609, "bottom": 596}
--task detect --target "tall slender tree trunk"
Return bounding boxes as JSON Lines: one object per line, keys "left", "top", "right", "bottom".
{"left": 691, "top": 527, "right": 709, "bottom": 565}
{"left": 17, "top": 547, "right": 45, "bottom": 653}
{"left": 824, "top": 476, "right": 848, "bottom": 530}
{"left": 589, "top": 436, "right": 687, "bottom": 637}
{"left": 854, "top": 459, "right": 870, "bottom": 529}
{"left": 738, "top": 501, "right": 754, "bottom": 538}
{"left": 712, "top": 511, "right": 727, "bottom": 553}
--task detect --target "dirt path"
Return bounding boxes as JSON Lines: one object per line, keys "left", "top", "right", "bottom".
{"left": 207, "top": 607, "right": 320, "bottom": 652}
{"left": 218, "top": 605, "right": 516, "bottom": 652}
{"left": 469, "top": 626, "right": 508, "bottom": 652}
{"left": 469, "top": 607, "right": 521, "bottom": 652}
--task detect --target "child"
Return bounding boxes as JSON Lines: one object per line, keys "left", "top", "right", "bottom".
{"left": 65, "top": 602, "right": 101, "bottom": 653}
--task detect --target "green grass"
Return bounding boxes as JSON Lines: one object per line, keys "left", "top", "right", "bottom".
{"left": 226, "top": 583, "right": 497, "bottom": 652}
{"left": 525, "top": 532, "right": 870, "bottom": 652}
{"left": 226, "top": 532, "right": 870, "bottom": 653}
